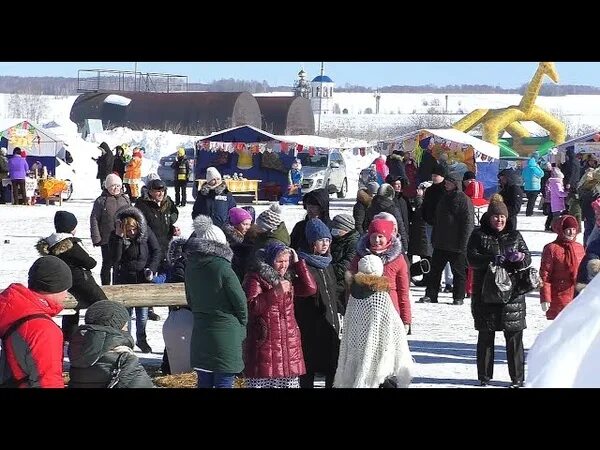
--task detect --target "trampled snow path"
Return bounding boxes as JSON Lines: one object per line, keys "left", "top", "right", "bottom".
{"left": 0, "top": 192, "right": 571, "bottom": 388}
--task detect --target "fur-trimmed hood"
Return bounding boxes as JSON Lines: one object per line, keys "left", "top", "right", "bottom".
{"left": 253, "top": 257, "right": 293, "bottom": 286}
{"left": 200, "top": 180, "right": 228, "bottom": 196}
{"left": 223, "top": 223, "right": 245, "bottom": 245}
{"left": 353, "top": 273, "right": 390, "bottom": 291}
{"left": 356, "top": 234, "right": 403, "bottom": 264}
{"left": 186, "top": 236, "right": 233, "bottom": 262}
{"left": 114, "top": 206, "right": 149, "bottom": 242}
{"left": 36, "top": 233, "right": 75, "bottom": 255}
{"left": 356, "top": 189, "right": 373, "bottom": 207}
{"left": 167, "top": 236, "right": 188, "bottom": 265}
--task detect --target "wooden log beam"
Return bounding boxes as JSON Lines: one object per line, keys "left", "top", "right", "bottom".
{"left": 2, "top": 283, "right": 188, "bottom": 310}
{"left": 63, "top": 283, "right": 188, "bottom": 309}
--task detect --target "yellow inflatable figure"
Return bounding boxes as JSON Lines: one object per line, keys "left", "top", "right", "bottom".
{"left": 453, "top": 62, "right": 566, "bottom": 146}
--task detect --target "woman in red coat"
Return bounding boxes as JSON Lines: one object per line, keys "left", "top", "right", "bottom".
{"left": 539, "top": 215, "right": 585, "bottom": 320}
{"left": 347, "top": 218, "right": 411, "bottom": 333}
{"left": 242, "top": 242, "right": 317, "bottom": 388}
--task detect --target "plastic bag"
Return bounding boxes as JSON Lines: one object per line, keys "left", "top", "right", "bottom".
{"left": 482, "top": 262, "right": 513, "bottom": 304}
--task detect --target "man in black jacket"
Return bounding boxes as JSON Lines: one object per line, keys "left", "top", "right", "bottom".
{"left": 94, "top": 142, "right": 114, "bottom": 191}
{"left": 419, "top": 175, "right": 474, "bottom": 305}
{"left": 498, "top": 168, "right": 524, "bottom": 231}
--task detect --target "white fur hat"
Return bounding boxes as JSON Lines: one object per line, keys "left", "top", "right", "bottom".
{"left": 206, "top": 167, "right": 221, "bottom": 184}
{"left": 193, "top": 215, "right": 227, "bottom": 245}
{"left": 0, "top": 147, "right": 6, "bottom": 156}
{"left": 358, "top": 255, "right": 384, "bottom": 277}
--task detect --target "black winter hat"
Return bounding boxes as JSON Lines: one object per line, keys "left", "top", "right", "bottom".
{"left": 54, "top": 210, "right": 78, "bottom": 233}
{"left": 147, "top": 179, "right": 166, "bottom": 191}
{"left": 85, "top": 300, "right": 130, "bottom": 330}
{"left": 463, "top": 171, "right": 476, "bottom": 181}
{"left": 431, "top": 163, "right": 447, "bottom": 178}
{"left": 28, "top": 255, "right": 73, "bottom": 293}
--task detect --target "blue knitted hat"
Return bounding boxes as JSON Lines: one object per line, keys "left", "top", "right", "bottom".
{"left": 305, "top": 218, "right": 332, "bottom": 245}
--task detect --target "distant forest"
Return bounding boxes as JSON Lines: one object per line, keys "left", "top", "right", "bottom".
{"left": 1, "top": 76, "right": 600, "bottom": 96}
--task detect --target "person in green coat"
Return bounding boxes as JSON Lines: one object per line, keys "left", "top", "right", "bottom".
{"left": 185, "top": 215, "right": 248, "bottom": 388}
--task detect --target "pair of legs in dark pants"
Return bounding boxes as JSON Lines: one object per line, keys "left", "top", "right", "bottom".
{"left": 100, "top": 244, "right": 113, "bottom": 286}
{"left": 524, "top": 191, "right": 539, "bottom": 216}
{"left": 11, "top": 179, "right": 26, "bottom": 205}
{"left": 174, "top": 180, "right": 187, "bottom": 206}
{"left": 477, "top": 330, "right": 524, "bottom": 384}
{"left": 299, "top": 372, "right": 335, "bottom": 389}
{"left": 425, "top": 249, "right": 467, "bottom": 302}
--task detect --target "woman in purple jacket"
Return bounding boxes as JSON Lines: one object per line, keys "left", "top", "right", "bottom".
{"left": 7, "top": 147, "right": 29, "bottom": 205}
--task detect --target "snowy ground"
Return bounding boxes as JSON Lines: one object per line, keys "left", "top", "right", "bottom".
{"left": 0, "top": 190, "right": 578, "bottom": 388}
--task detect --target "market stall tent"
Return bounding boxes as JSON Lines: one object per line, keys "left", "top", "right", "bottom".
{"left": 0, "top": 119, "right": 67, "bottom": 176}
{"left": 380, "top": 128, "right": 500, "bottom": 198}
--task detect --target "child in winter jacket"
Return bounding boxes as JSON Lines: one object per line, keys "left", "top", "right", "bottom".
{"left": 68, "top": 300, "right": 154, "bottom": 388}
{"left": 334, "top": 255, "right": 413, "bottom": 388}
{"left": 37, "top": 211, "right": 107, "bottom": 341}
{"left": 540, "top": 215, "right": 585, "bottom": 320}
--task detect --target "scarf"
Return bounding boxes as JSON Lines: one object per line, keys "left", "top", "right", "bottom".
{"left": 557, "top": 238, "right": 579, "bottom": 282}
{"left": 299, "top": 251, "right": 332, "bottom": 269}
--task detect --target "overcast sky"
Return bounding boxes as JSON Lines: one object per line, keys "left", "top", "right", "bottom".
{"left": 0, "top": 62, "right": 598, "bottom": 88}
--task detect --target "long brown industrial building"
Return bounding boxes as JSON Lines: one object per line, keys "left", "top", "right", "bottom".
{"left": 70, "top": 91, "right": 315, "bottom": 136}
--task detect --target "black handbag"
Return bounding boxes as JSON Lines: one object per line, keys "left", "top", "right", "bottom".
{"left": 511, "top": 266, "right": 541, "bottom": 297}
{"left": 482, "top": 263, "right": 513, "bottom": 304}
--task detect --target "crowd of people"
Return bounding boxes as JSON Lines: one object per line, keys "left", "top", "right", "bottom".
{"left": 2, "top": 140, "right": 600, "bottom": 389}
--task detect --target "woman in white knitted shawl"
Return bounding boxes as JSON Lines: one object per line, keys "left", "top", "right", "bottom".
{"left": 334, "top": 255, "right": 413, "bottom": 388}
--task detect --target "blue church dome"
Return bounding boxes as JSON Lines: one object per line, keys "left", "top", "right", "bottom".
{"left": 312, "top": 75, "right": 333, "bottom": 83}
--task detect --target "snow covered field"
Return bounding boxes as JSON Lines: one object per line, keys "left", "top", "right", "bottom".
{"left": 0, "top": 88, "right": 593, "bottom": 387}
{"left": 0, "top": 196, "right": 575, "bottom": 388}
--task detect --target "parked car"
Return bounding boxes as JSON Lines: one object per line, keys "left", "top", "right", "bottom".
{"left": 157, "top": 147, "right": 196, "bottom": 186}
{"left": 299, "top": 151, "right": 348, "bottom": 198}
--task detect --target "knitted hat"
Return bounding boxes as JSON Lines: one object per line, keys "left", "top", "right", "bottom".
{"left": 264, "top": 242, "right": 289, "bottom": 266}
{"left": 562, "top": 215, "right": 578, "bottom": 231}
{"left": 228, "top": 207, "right": 253, "bottom": 226}
{"left": 368, "top": 219, "right": 394, "bottom": 241}
{"left": 377, "top": 183, "right": 395, "bottom": 200}
{"left": 358, "top": 255, "right": 384, "bottom": 277}
{"left": 331, "top": 214, "right": 355, "bottom": 233}
{"left": 487, "top": 193, "right": 509, "bottom": 217}
{"left": 28, "top": 255, "right": 73, "bottom": 293}
{"left": 193, "top": 215, "right": 227, "bottom": 245}
{"left": 305, "top": 218, "right": 332, "bottom": 245}
{"left": 206, "top": 167, "right": 221, "bottom": 184}
{"left": 85, "top": 300, "right": 130, "bottom": 330}
{"left": 431, "top": 163, "right": 447, "bottom": 177}
{"left": 373, "top": 212, "right": 397, "bottom": 229}
{"left": 241, "top": 206, "right": 255, "bottom": 223}
{"left": 54, "top": 210, "right": 78, "bottom": 233}
{"left": 367, "top": 181, "right": 380, "bottom": 195}
{"left": 256, "top": 203, "right": 282, "bottom": 232}
{"left": 463, "top": 171, "right": 476, "bottom": 181}
{"left": 105, "top": 173, "right": 122, "bottom": 189}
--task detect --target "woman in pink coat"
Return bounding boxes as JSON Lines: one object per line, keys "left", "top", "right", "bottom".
{"left": 546, "top": 167, "right": 568, "bottom": 220}
{"left": 347, "top": 218, "right": 411, "bottom": 333}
